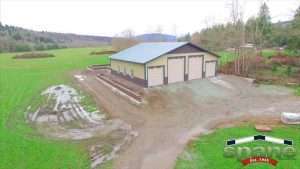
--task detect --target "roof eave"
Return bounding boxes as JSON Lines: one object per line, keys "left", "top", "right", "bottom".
{"left": 110, "top": 58, "right": 146, "bottom": 64}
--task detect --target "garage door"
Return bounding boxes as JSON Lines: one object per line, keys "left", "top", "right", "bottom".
{"left": 188, "top": 56, "right": 203, "bottom": 80}
{"left": 205, "top": 61, "right": 216, "bottom": 77}
{"left": 148, "top": 66, "right": 164, "bottom": 87}
{"left": 168, "top": 57, "right": 185, "bottom": 84}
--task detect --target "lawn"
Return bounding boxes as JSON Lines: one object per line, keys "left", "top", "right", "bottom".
{"left": 218, "top": 51, "right": 237, "bottom": 66}
{"left": 0, "top": 47, "right": 110, "bottom": 169}
{"left": 261, "top": 49, "right": 300, "bottom": 58}
{"left": 175, "top": 125, "right": 300, "bottom": 169}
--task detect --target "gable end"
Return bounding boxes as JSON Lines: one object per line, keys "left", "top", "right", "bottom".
{"left": 167, "top": 44, "right": 204, "bottom": 54}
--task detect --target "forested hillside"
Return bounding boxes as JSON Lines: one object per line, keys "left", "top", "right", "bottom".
{"left": 0, "top": 23, "right": 111, "bottom": 53}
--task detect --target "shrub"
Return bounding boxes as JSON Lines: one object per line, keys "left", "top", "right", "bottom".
{"left": 13, "top": 52, "right": 55, "bottom": 59}
{"left": 282, "top": 49, "right": 300, "bottom": 57}
{"left": 270, "top": 56, "right": 300, "bottom": 66}
{"left": 271, "top": 64, "right": 278, "bottom": 72}
{"left": 295, "top": 87, "right": 300, "bottom": 96}
{"left": 90, "top": 50, "right": 116, "bottom": 55}
{"left": 286, "top": 66, "right": 292, "bottom": 76}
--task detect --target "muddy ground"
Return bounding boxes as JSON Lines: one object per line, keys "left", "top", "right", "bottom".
{"left": 76, "top": 72, "right": 300, "bottom": 169}
{"left": 27, "top": 84, "right": 136, "bottom": 168}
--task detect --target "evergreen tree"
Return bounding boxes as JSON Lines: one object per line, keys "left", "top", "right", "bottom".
{"left": 293, "top": 6, "right": 300, "bottom": 27}
{"left": 287, "top": 5, "right": 300, "bottom": 50}
{"left": 257, "top": 2, "right": 272, "bottom": 47}
{"left": 295, "top": 6, "right": 300, "bottom": 18}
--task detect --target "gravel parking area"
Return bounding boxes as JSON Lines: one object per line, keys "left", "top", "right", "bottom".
{"left": 76, "top": 72, "right": 300, "bottom": 169}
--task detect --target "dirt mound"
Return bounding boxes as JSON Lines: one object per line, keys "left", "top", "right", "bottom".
{"left": 27, "top": 85, "right": 136, "bottom": 168}
{"left": 90, "top": 50, "right": 116, "bottom": 55}
{"left": 13, "top": 52, "right": 55, "bottom": 59}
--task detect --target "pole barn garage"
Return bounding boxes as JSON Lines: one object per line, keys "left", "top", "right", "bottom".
{"left": 110, "top": 42, "right": 219, "bottom": 87}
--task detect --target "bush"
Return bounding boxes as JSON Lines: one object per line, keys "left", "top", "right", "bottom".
{"left": 295, "top": 87, "right": 300, "bottom": 96}
{"left": 90, "top": 50, "right": 116, "bottom": 55}
{"left": 282, "top": 49, "right": 300, "bottom": 57}
{"left": 13, "top": 52, "right": 55, "bottom": 59}
{"left": 270, "top": 56, "right": 300, "bottom": 66}
{"left": 271, "top": 64, "right": 278, "bottom": 72}
{"left": 286, "top": 66, "right": 292, "bottom": 76}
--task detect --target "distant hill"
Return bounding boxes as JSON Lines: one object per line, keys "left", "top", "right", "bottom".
{"left": 136, "top": 33, "right": 176, "bottom": 42}
{"left": 0, "top": 22, "right": 112, "bottom": 53}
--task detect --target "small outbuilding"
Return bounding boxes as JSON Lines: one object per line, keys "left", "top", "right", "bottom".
{"left": 110, "top": 42, "right": 219, "bottom": 87}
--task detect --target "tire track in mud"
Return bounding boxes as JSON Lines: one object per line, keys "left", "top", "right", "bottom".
{"left": 26, "top": 84, "right": 137, "bottom": 168}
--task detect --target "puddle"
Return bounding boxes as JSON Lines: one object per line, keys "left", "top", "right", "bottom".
{"left": 27, "top": 85, "right": 136, "bottom": 168}
{"left": 74, "top": 75, "right": 86, "bottom": 81}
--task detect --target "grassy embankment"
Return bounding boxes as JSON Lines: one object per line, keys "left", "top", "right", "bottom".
{"left": 0, "top": 47, "right": 110, "bottom": 169}
{"left": 259, "top": 49, "right": 300, "bottom": 96}
{"left": 218, "top": 49, "right": 300, "bottom": 65}
{"left": 261, "top": 49, "right": 300, "bottom": 58}
{"left": 175, "top": 125, "right": 300, "bottom": 169}
{"left": 218, "top": 49, "right": 300, "bottom": 96}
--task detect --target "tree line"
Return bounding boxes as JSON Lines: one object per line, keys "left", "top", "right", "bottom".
{"left": 179, "top": 2, "right": 300, "bottom": 52}
{"left": 0, "top": 23, "right": 66, "bottom": 53}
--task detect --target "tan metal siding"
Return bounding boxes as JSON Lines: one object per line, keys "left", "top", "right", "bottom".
{"left": 111, "top": 60, "right": 145, "bottom": 79}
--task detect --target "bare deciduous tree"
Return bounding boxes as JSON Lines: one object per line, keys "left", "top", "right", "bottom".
{"left": 111, "top": 29, "right": 139, "bottom": 51}
{"left": 155, "top": 25, "right": 163, "bottom": 34}
{"left": 121, "top": 29, "right": 135, "bottom": 38}
{"left": 227, "top": 0, "right": 246, "bottom": 74}
{"left": 191, "top": 32, "right": 201, "bottom": 45}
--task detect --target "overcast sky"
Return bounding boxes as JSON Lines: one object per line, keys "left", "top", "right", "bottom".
{"left": 0, "top": 0, "right": 299, "bottom": 36}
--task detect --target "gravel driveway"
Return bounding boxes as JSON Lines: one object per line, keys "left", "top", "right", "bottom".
{"left": 76, "top": 73, "right": 300, "bottom": 169}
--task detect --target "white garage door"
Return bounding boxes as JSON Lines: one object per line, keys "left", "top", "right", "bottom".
{"left": 205, "top": 61, "right": 216, "bottom": 77}
{"left": 168, "top": 57, "right": 185, "bottom": 84}
{"left": 188, "top": 56, "right": 203, "bottom": 80}
{"left": 148, "top": 66, "right": 164, "bottom": 87}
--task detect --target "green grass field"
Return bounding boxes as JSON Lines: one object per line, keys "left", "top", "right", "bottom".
{"left": 0, "top": 47, "right": 110, "bottom": 169}
{"left": 261, "top": 49, "right": 300, "bottom": 58}
{"left": 218, "top": 51, "right": 237, "bottom": 66}
{"left": 175, "top": 125, "right": 300, "bottom": 169}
